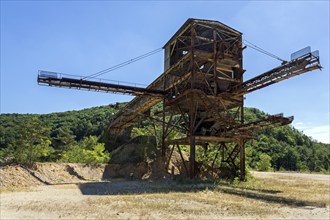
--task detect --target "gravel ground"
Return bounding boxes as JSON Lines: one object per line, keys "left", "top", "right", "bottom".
{"left": 1, "top": 182, "right": 329, "bottom": 220}
{"left": 1, "top": 166, "right": 329, "bottom": 219}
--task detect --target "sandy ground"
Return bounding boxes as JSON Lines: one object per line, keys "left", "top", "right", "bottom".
{"left": 1, "top": 166, "right": 329, "bottom": 219}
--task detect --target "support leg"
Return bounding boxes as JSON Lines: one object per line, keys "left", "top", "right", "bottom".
{"left": 240, "top": 140, "right": 245, "bottom": 181}
{"left": 161, "top": 99, "right": 166, "bottom": 157}
{"left": 166, "top": 144, "right": 174, "bottom": 171}
{"left": 189, "top": 136, "right": 196, "bottom": 179}
{"left": 177, "top": 143, "right": 189, "bottom": 177}
{"left": 240, "top": 95, "right": 245, "bottom": 180}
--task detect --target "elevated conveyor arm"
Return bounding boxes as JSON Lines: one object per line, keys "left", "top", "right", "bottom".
{"left": 37, "top": 71, "right": 165, "bottom": 96}
{"left": 36, "top": 48, "right": 321, "bottom": 135}
{"left": 109, "top": 49, "right": 321, "bottom": 134}
{"left": 230, "top": 49, "right": 321, "bottom": 96}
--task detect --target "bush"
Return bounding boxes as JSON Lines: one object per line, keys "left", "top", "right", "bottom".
{"left": 256, "top": 153, "right": 272, "bottom": 171}
{"left": 60, "top": 136, "right": 110, "bottom": 163}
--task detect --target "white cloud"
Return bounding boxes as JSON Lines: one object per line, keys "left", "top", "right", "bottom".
{"left": 293, "top": 123, "right": 330, "bottom": 144}
{"left": 294, "top": 122, "right": 304, "bottom": 126}
{"left": 303, "top": 125, "right": 330, "bottom": 144}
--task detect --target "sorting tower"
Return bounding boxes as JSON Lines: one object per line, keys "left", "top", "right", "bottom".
{"left": 161, "top": 19, "right": 246, "bottom": 178}
{"left": 38, "top": 18, "right": 321, "bottom": 180}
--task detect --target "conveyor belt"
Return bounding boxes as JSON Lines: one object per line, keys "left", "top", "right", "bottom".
{"left": 37, "top": 73, "right": 164, "bottom": 96}
{"left": 167, "top": 114, "right": 293, "bottom": 144}
{"left": 230, "top": 51, "right": 321, "bottom": 96}
{"left": 107, "top": 53, "right": 192, "bottom": 133}
{"left": 108, "top": 51, "right": 320, "bottom": 134}
{"left": 37, "top": 50, "right": 320, "bottom": 135}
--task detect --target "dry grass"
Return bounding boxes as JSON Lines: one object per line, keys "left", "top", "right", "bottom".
{"left": 243, "top": 172, "right": 330, "bottom": 207}
{"left": 81, "top": 172, "right": 329, "bottom": 219}
{"left": 0, "top": 187, "right": 34, "bottom": 193}
{"left": 85, "top": 192, "right": 273, "bottom": 219}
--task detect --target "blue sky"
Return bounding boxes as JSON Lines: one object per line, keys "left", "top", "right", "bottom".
{"left": 1, "top": 1, "right": 329, "bottom": 143}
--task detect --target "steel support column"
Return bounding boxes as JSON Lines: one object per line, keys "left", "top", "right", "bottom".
{"left": 188, "top": 24, "right": 197, "bottom": 179}
{"left": 189, "top": 136, "right": 196, "bottom": 179}
{"left": 161, "top": 99, "right": 166, "bottom": 157}
{"left": 189, "top": 94, "right": 197, "bottom": 179}
{"left": 240, "top": 95, "right": 245, "bottom": 180}
{"left": 240, "top": 139, "right": 245, "bottom": 180}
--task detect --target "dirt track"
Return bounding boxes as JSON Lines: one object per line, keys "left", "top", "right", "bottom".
{"left": 1, "top": 166, "right": 329, "bottom": 219}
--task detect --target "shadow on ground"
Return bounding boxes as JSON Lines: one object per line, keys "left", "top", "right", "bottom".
{"left": 217, "top": 186, "right": 326, "bottom": 208}
{"left": 78, "top": 180, "right": 207, "bottom": 195}
{"left": 77, "top": 180, "right": 326, "bottom": 208}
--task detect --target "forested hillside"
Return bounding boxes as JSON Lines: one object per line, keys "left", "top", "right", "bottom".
{"left": 244, "top": 109, "right": 329, "bottom": 173}
{"left": 0, "top": 104, "right": 122, "bottom": 164}
{"left": 0, "top": 104, "right": 329, "bottom": 173}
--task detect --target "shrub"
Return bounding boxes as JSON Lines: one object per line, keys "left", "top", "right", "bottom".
{"left": 256, "top": 153, "right": 272, "bottom": 171}
{"left": 60, "top": 136, "right": 110, "bottom": 163}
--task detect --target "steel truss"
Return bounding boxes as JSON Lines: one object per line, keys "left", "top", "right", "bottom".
{"left": 37, "top": 19, "right": 321, "bottom": 180}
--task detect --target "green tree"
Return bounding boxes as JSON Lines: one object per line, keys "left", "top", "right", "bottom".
{"left": 51, "top": 126, "right": 76, "bottom": 160}
{"left": 11, "top": 117, "right": 53, "bottom": 165}
{"left": 0, "top": 145, "right": 15, "bottom": 163}
{"left": 281, "top": 147, "right": 300, "bottom": 170}
{"left": 53, "top": 127, "right": 76, "bottom": 149}
{"left": 256, "top": 153, "right": 272, "bottom": 171}
{"left": 61, "top": 136, "right": 110, "bottom": 163}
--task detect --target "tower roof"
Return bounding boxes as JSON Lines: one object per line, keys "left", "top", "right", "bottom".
{"left": 163, "top": 18, "right": 242, "bottom": 48}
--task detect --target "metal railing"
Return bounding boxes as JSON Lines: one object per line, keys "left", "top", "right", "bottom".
{"left": 38, "top": 70, "right": 147, "bottom": 88}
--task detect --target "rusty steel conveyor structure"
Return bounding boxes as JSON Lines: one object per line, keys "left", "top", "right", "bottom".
{"left": 38, "top": 18, "right": 321, "bottom": 180}
{"left": 38, "top": 48, "right": 319, "bottom": 132}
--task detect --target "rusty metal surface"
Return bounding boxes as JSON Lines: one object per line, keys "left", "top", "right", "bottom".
{"left": 37, "top": 74, "right": 165, "bottom": 96}
{"left": 37, "top": 18, "right": 321, "bottom": 179}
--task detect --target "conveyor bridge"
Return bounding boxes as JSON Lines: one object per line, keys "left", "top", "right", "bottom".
{"left": 37, "top": 18, "right": 321, "bottom": 180}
